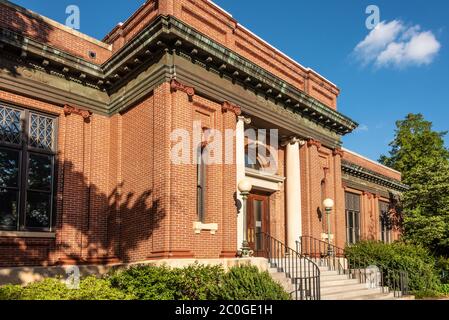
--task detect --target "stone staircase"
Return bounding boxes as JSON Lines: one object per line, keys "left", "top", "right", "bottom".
{"left": 269, "top": 259, "right": 414, "bottom": 300}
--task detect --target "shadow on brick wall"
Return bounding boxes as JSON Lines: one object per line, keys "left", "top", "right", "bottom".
{"left": 0, "top": 2, "right": 54, "bottom": 77}
{"left": 0, "top": 158, "right": 166, "bottom": 272}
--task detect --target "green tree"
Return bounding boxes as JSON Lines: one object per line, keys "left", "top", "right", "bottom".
{"left": 380, "top": 114, "right": 449, "bottom": 255}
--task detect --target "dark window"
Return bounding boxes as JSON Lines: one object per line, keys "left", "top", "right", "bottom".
{"left": 345, "top": 192, "right": 361, "bottom": 245}
{"left": 379, "top": 201, "right": 392, "bottom": 243}
{"left": 196, "top": 145, "right": 206, "bottom": 223}
{"left": 0, "top": 104, "right": 56, "bottom": 232}
{"left": 320, "top": 179, "right": 327, "bottom": 233}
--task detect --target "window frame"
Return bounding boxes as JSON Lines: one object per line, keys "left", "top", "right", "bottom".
{"left": 196, "top": 144, "right": 206, "bottom": 224}
{"left": 379, "top": 200, "right": 392, "bottom": 244}
{"left": 345, "top": 192, "right": 361, "bottom": 245}
{"left": 0, "top": 104, "right": 58, "bottom": 233}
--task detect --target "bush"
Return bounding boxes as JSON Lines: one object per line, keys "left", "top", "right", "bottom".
{"left": 1, "top": 263, "right": 290, "bottom": 301}
{"left": 345, "top": 241, "right": 441, "bottom": 292}
{"left": 109, "top": 264, "right": 184, "bottom": 300}
{"left": 0, "top": 276, "right": 134, "bottom": 301}
{"left": 212, "top": 265, "right": 290, "bottom": 300}
{"left": 436, "top": 256, "right": 449, "bottom": 284}
{"left": 109, "top": 263, "right": 289, "bottom": 300}
{"left": 437, "top": 284, "right": 449, "bottom": 296}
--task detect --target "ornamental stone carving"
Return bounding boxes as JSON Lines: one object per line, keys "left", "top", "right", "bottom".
{"left": 170, "top": 79, "right": 195, "bottom": 98}
{"left": 63, "top": 105, "right": 92, "bottom": 120}
{"left": 222, "top": 101, "right": 242, "bottom": 116}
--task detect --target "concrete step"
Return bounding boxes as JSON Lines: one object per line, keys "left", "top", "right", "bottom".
{"left": 321, "top": 287, "right": 385, "bottom": 300}
{"left": 320, "top": 278, "right": 361, "bottom": 288}
{"left": 320, "top": 273, "right": 351, "bottom": 282}
{"left": 348, "top": 292, "right": 396, "bottom": 300}
{"left": 321, "top": 283, "right": 369, "bottom": 295}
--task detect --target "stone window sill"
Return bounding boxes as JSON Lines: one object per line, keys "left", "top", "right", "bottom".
{"left": 0, "top": 231, "right": 56, "bottom": 239}
{"left": 193, "top": 222, "right": 218, "bottom": 235}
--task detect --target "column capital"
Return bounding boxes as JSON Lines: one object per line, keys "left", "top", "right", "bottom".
{"left": 307, "top": 138, "right": 322, "bottom": 149}
{"left": 237, "top": 115, "right": 252, "bottom": 125}
{"left": 170, "top": 78, "right": 195, "bottom": 98}
{"left": 222, "top": 101, "right": 242, "bottom": 116}
{"left": 333, "top": 148, "right": 345, "bottom": 157}
{"left": 64, "top": 104, "right": 92, "bottom": 121}
{"left": 281, "top": 136, "right": 306, "bottom": 147}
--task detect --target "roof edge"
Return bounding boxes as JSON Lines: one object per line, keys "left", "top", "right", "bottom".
{"left": 1, "top": 0, "right": 111, "bottom": 50}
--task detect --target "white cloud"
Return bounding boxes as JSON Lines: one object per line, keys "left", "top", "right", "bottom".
{"left": 354, "top": 124, "right": 369, "bottom": 133}
{"left": 354, "top": 20, "right": 441, "bottom": 68}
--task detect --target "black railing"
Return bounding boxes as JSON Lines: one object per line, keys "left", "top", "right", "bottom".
{"left": 259, "top": 232, "right": 320, "bottom": 300}
{"left": 297, "top": 236, "right": 410, "bottom": 298}
{"left": 297, "top": 236, "right": 346, "bottom": 275}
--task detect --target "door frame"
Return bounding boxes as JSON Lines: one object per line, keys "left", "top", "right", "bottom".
{"left": 247, "top": 190, "right": 271, "bottom": 256}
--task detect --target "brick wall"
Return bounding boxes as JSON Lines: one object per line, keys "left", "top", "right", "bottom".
{"left": 343, "top": 149, "right": 402, "bottom": 181}
{"left": 0, "top": 1, "right": 111, "bottom": 64}
{"left": 0, "top": 0, "right": 339, "bottom": 110}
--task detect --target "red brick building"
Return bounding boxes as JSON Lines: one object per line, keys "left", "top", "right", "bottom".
{"left": 0, "top": 0, "right": 408, "bottom": 268}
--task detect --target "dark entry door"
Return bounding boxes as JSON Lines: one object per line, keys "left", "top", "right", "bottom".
{"left": 247, "top": 192, "right": 270, "bottom": 256}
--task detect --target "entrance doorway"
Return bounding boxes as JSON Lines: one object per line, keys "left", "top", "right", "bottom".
{"left": 247, "top": 192, "right": 270, "bottom": 256}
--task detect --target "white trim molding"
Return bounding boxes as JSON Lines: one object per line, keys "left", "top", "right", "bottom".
{"left": 193, "top": 222, "right": 219, "bottom": 235}
{"left": 0, "top": 231, "right": 56, "bottom": 239}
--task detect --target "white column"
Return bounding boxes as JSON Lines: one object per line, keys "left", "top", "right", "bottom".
{"left": 286, "top": 138, "right": 303, "bottom": 249}
{"left": 236, "top": 116, "right": 249, "bottom": 250}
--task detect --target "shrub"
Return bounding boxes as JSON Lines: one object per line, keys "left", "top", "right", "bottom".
{"left": 212, "top": 265, "right": 290, "bottom": 300}
{"left": 109, "top": 264, "right": 184, "bottom": 300}
{"left": 0, "top": 284, "right": 25, "bottom": 300}
{"left": 0, "top": 276, "right": 133, "bottom": 301}
{"left": 176, "top": 264, "right": 225, "bottom": 300}
{"left": 109, "top": 263, "right": 289, "bottom": 301}
{"left": 1, "top": 263, "right": 290, "bottom": 301}
{"left": 436, "top": 256, "right": 449, "bottom": 284}
{"left": 345, "top": 241, "right": 441, "bottom": 292}
{"left": 437, "top": 284, "right": 449, "bottom": 296}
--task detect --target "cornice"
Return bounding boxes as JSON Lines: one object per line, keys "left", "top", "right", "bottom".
{"left": 341, "top": 160, "right": 409, "bottom": 192}
{"left": 0, "top": 15, "right": 358, "bottom": 136}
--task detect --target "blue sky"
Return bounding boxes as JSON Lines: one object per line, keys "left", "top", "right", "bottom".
{"left": 13, "top": 0, "right": 449, "bottom": 161}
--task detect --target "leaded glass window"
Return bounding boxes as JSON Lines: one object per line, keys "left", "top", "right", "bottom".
{"left": 0, "top": 105, "right": 22, "bottom": 145}
{"left": 0, "top": 104, "right": 56, "bottom": 232}
{"left": 29, "top": 113, "right": 55, "bottom": 151}
{"left": 345, "top": 192, "right": 361, "bottom": 245}
{"left": 379, "top": 201, "right": 392, "bottom": 243}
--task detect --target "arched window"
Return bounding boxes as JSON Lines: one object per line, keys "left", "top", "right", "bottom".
{"left": 244, "top": 142, "right": 278, "bottom": 175}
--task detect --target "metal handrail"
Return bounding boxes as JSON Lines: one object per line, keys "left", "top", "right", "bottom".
{"left": 297, "top": 236, "right": 410, "bottom": 298}
{"left": 258, "top": 232, "right": 321, "bottom": 300}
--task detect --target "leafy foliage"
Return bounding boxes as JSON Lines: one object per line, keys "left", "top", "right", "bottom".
{"left": 213, "top": 265, "right": 290, "bottom": 300}
{"left": 345, "top": 241, "right": 441, "bottom": 292}
{"left": 380, "top": 113, "right": 449, "bottom": 255}
{"left": 0, "top": 264, "right": 290, "bottom": 301}
{"left": 0, "top": 276, "right": 134, "bottom": 300}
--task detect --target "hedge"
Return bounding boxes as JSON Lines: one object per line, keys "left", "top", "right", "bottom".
{"left": 345, "top": 241, "right": 441, "bottom": 293}
{"left": 0, "top": 264, "right": 289, "bottom": 301}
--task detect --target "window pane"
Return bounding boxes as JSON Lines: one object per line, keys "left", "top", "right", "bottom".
{"left": 0, "top": 148, "right": 20, "bottom": 188}
{"left": 0, "top": 189, "right": 18, "bottom": 229}
{"left": 28, "top": 154, "right": 52, "bottom": 191}
{"left": 26, "top": 191, "right": 51, "bottom": 229}
{"left": 29, "top": 113, "right": 55, "bottom": 151}
{"left": 0, "top": 105, "right": 22, "bottom": 145}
